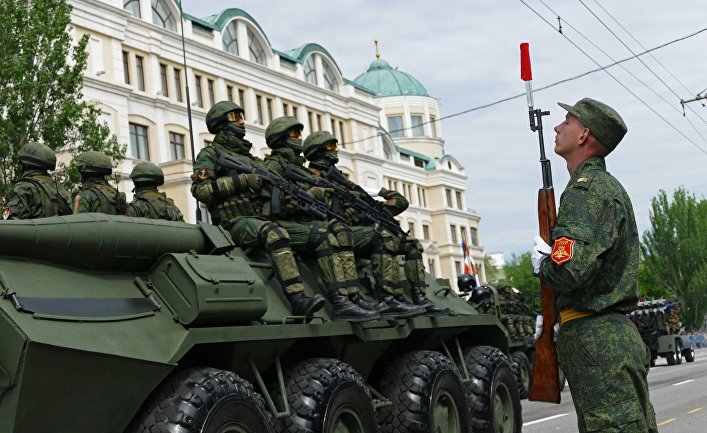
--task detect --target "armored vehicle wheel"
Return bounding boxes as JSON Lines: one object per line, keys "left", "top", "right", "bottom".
{"left": 127, "top": 367, "right": 275, "bottom": 433}
{"left": 378, "top": 350, "right": 469, "bottom": 433}
{"left": 675, "top": 339, "right": 683, "bottom": 365}
{"left": 683, "top": 345, "right": 695, "bottom": 362}
{"left": 276, "top": 358, "right": 377, "bottom": 433}
{"left": 464, "top": 346, "right": 522, "bottom": 433}
{"left": 510, "top": 351, "right": 531, "bottom": 399}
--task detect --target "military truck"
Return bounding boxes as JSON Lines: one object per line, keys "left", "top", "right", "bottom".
{"left": 0, "top": 214, "right": 522, "bottom": 433}
{"left": 629, "top": 299, "right": 695, "bottom": 366}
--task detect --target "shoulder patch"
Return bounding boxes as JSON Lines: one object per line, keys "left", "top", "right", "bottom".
{"left": 195, "top": 168, "right": 212, "bottom": 181}
{"left": 551, "top": 236, "right": 575, "bottom": 265}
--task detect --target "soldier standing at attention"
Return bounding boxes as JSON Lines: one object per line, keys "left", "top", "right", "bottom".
{"left": 303, "top": 131, "right": 446, "bottom": 317}
{"left": 191, "top": 101, "right": 343, "bottom": 319}
{"left": 531, "top": 98, "right": 657, "bottom": 432}
{"left": 128, "top": 162, "right": 184, "bottom": 221}
{"left": 73, "top": 151, "right": 127, "bottom": 215}
{"left": 7, "top": 142, "right": 71, "bottom": 219}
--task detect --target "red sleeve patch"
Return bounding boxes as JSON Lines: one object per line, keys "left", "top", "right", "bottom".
{"left": 551, "top": 236, "right": 575, "bottom": 265}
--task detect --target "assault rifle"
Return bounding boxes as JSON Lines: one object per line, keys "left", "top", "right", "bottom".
{"left": 283, "top": 164, "right": 406, "bottom": 237}
{"left": 521, "top": 42, "right": 560, "bottom": 403}
{"left": 217, "top": 153, "right": 344, "bottom": 223}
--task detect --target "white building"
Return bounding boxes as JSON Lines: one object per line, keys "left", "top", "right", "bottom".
{"left": 70, "top": 0, "right": 487, "bottom": 287}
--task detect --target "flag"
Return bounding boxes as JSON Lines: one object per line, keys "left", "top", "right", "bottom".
{"left": 461, "top": 240, "right": 479, "bottom": 286}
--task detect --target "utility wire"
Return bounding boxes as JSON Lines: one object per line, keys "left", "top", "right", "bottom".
{"left": 519, "top": 0, "right": 707, "bottom": 156}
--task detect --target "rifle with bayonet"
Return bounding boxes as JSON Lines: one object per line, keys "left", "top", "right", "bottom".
{"left": 216, "top": 153, "right": 345, "bottom": 223}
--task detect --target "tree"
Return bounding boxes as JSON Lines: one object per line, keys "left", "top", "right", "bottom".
{"left": 637, "top": 258, "right": 672, "bottom": 300}
{"left": 500, "top": 252, "right": 540, "bottom": 310}
{"left": 0, "top": 0, "right": 123, "bottom": 197}
{"left": 641, "top": 188, "right": 707, "bottom": 329}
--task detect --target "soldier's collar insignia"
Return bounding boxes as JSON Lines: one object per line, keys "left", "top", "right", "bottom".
{"left": 551, "top": 236, "right": 575, "bottom": 265}
{"left": 196, "top": 168, "right": 211, "bottom": 181}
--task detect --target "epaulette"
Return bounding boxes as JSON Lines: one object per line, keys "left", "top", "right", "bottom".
{"left": 573, "top": 175, "right": 593, "bottom": 190}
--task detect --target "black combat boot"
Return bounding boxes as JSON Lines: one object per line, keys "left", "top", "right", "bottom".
{"left": 410, "top": 286, "right": 450, "bottom": 317}
{"left": 350, "top": 293, "right": 388, "bottom": 313}
{"left": 328, "top": 289, "right": 380, "bottom": 322}
{"left": 287, "top": 292, "right": 326, "bottom": 317}
{"left": 378, "top": 293, "right": 426, "bottom": 320}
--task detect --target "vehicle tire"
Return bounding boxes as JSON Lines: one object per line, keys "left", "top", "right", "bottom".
{"left": 510, "top": 351, "right": 531, "bottom": 399}
{"left": 127, "top": 367, "right": 275, "bottom": 433}
{"left": 683, "top": 345, "right": 695, "bottom": 362}
{"left": 464, "top": 346, "right": 522, "bottom": 433}
{"left": 276, "top": 358, "right": 378, "bottom": 433}
{"left": 675, "top": 339, "right": 683, "bottom": 365}
{"left": 558, "top": 366, "right": 566, "bottom": 392}
{"left": 666, "top": 350, "right": 676, "bottom": 366}
{"left": 649, "top": 356, "right": 656, "bottom": 367}
{"left": 378, "top": 350, "right": 470, "bottom": 433}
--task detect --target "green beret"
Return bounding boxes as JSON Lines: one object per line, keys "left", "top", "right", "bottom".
{"left": 558, "top": 98, "right": 627, "bottom": 152}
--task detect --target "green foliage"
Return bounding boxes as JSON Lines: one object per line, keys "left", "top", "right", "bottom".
{"left": 499, "top": 252, "right": 540, "bottom": 310}
{"left": 0, "top": 0, "right": 124, "bottom": 196}
{"left": 637, "top": 259, "right": 672, "bottom": 300}
{"left": 641, "top": 188, "right": 707, "bottom": 329}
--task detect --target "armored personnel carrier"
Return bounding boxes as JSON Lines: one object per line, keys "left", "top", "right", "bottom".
{"left": 0, "top": 214, "right": 521, "bottom": 433}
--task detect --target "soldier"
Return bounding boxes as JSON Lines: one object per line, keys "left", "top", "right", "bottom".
{"left": 531, "top": 98, "right": 657, "bottom": 432}
{"left": 191, "top": 101, "right": 374, "bottom": 321}
{"left": 128, "top": 162, "right": 184, "bottom": 221}
{"left": 7, "top": 142, "right": 71, "bottom": 219}
{"left": 303, "top": 131, "right": 449, "bottom": 316}
{"left": 73, "top": 151, "right": 127, "bottom": 214}
{"left": 264, "top": 118, "right": 422, "bottom": 320}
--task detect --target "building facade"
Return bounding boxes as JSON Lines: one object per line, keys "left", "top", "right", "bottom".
{"left": 70, "top": 0, "right": 486, "bottom": 287}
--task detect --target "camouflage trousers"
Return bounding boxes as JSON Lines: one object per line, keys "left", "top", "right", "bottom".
{"left": 396, "top": 237, "right": 427, "bottom": 294}
{"left": 557, "top": 313, "right": 658, "bottom": 433}
{"left": 351, "top": 225, "right": 401, "bottom": 296}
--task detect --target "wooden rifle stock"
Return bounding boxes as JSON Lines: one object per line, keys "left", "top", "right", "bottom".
{"left": 528, "top": 187, "right": 560, "bottom": 403}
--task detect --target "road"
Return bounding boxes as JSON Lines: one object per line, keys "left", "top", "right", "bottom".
{"left": 521, "top": 347, "right": 707, "bottom": 432}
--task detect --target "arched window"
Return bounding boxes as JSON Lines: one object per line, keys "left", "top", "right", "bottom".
{"left": 248, "top": 28, "right": 266, "bottom": 65}
{"left": 304, "top": 56, "right": 317, "bottom": 85}
{"left": 124, "top": 0, "right": 140, "bottom": 17}
{"left": 322, "top": 62, "right": 339, "bottom": 92}
{"left": 222, "top": 21, "right": 238, "bottom": 55}
{"left": 151, "top": 0, "right": 176, "bottom": 31}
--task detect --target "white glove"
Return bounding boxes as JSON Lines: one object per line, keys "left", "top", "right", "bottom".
{"left": 534, "top": 314, "right": 560, "bottom": 341}
{"left": 531, "top": 236, "right": 552, "bottom": 274}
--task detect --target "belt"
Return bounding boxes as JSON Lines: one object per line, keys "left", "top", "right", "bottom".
{"left": 560, "top": 307, "right": 594, "bottom": 325}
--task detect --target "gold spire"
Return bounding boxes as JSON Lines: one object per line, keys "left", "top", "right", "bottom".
{"left": 374, "top": 39, "right": 380, "bottom": 59}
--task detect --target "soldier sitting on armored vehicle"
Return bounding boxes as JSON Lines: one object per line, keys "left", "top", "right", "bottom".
{"left": 7, "top": 142, "right": 72, "bottom": 219}
{"left": 303, "top": 131, "right": 449, "bottom": 317}
{"left": 264, "top": 118, "right": 424, "bottom": 320}
{"left": 128, "top": 162, "right": 184, "bottom": 221}
{"left": 73, "top": 151, "right": 127, "bottom": 215}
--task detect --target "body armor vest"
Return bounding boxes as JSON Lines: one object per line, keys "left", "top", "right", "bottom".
{"left": 23, "top": 175, "right": 72, "bottom": 217}
{"left": 131, "top": 191, "right": 183, "bottom": 221}
{"left": 84, "top": 183, "right": 126, "bottom": 215}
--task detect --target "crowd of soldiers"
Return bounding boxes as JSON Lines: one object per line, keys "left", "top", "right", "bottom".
{"left": 628, "top": 299, "right": 683, "bottom": 335}
{"left": 466, "top": 283, "right": 536, "bottom": 342}
{"left": 4, "top": 100, "right": 449, "bottom": 323}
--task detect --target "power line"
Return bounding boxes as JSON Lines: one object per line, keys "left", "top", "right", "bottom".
{"left": 519, "top": 0, "right": 707, "bottom": 156}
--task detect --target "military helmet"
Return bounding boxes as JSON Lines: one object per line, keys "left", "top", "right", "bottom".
{"left": 206, "top": 101, "right": 244, "bottom": 134}
{"left": 18, "top": 142, "right": 56, "bottom": 170}
{"left": 457, "top": 273, "right": 477, "bottom": 292}
{"left": 469, "top": 285, "right": 492, "bottom": 304}
{"left": 130, "top": 162, "right": 164, "bottom": 186}
{"left": 303, "top": 131, "right": 337, "bottom": 160}
{"left": 75, "top": 151, "right": 112, "bottom": 176}
{"left": 265, "top": 116, "right": 303, "bottom": 148}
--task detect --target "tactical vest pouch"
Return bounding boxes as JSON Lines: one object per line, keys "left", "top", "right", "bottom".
{"left": 149, "top": 252, "right": 267, "bottom": 325}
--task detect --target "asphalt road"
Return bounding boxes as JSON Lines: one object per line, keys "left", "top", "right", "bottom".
{"left": 520, "top": 347, "right": 707, "bottom": 432}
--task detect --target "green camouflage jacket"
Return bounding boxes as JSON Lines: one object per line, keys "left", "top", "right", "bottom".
{"left": 75, "top": 178, "right": 127, "bottom": 215}
{"left": 539, "top": 157, "right": 639, "bottom": 314}
{"left": 7, "top": 169, "right": 71, "bottom": 219}
{"left": 128, "top": 187, "right": 184, "bottom": 221}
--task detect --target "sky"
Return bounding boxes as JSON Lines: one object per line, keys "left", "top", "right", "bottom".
{"left": 182, "top": 0, "right": 707, "bottom": 258}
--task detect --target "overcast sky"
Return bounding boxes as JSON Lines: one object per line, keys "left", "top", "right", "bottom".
{"left": 182, "top": 0, "right": 707, "bottom": 258}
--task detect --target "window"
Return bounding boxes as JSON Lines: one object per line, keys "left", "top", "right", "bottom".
{"left": 331, "top": 119, "right": 336, "bottom": 137}
{"left": 316, "top": 114, "right": 322, "bottom": 131}
{"left": 322, "top": 62, "right": 338, "bottom": 92}
{"left": 414, "top": 157, "right": 425, "bottom": 168}
{"left": 151, "top": 0, "right": 176, "bottom": 31}
{"left": 456, "top": 191, "right": 463, "bottom": 210}
{"left": 428, "top": 258, "right": 436, "bottom": 277}
{"left": 135, "top": 55, "right": 145, "bottom": 91}
{"left": 266, "top": 98, "right": 273, "bottom": 124}
{"left": 173, "top": 68, "right": 183, "bottom": 102}
{"left": 402, "top": 182, "right": 412, "bottom": 200}
{"left": 307, "top": 111, "right": 314, "bottom": 132}
{"left": 292, "top": 106, "right": 298, "bottom": 119}
{"left": 283, "top": 102, "right": 289, "bottom": 116}
{"left": 222, "top": 21, "right": 238, "bottom": 55}
{"left": 159, "top": 64, "right": 168, "bottom": 97}
{"left": 238, "top": 89, "right": 245, "bottom": 110}
{"left": 418, "top": 187, "right": 427, "bottom": 207}
{"left": 207, "top": 79, "right": 215, "bottom": 107}
{"left": 408, "top": 222, "right": 415, "bottom": 237}
{"left": 195, "top": 75, "right": 203, "bottom": 107}
{"left": 430, "top": 115, "right": 437, "bottom": 137}
{"left": 129, "top": 123, "right": 149, "bottom": 160}
{"left": 338, "top": 121, "right": 345, "bottom": 147}
{"left": 455, "top": 261, "right": 462, "bottom": 276}
{"left": 422, "top": 224, "right": 430, "bottom": 240}
{"left": 387, "top": 115, "right": 403, "bottom": 138}
{"left": 169, "top": 132, "right": 185, "bottom": 160}
{"left": 304, "top": 56, "right": 317, "bottom": 85}
{"left": 445, "top": 188, "right": 452, "bottom": 207}
{"left": 124, "top": 0, "right": 140, "bottom": 17}
{"left": 255, "top": 95, "right": 263, "bottom": 124}
{"left": 470, "top": 228, "right": 479, "bottom": 246}
{"left": 248, "top": 29, "right": 266, "bottom": 65}
{"left": 122, "top": 51, "right": 130, "bottom": 84}
{"left": 227, "top": 85, "right": 234, "bottom": 103}
{"left": 411, "top": 115, "right": 424, "bottom": 136}
{"left": 450, "top": 224, "right": 457, "bottom": 244}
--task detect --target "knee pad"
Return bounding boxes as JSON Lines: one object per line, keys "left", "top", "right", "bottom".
{"left": 328, "top": 220, "right": 353, "bottom": 248}
{"left": 306, "top": 222, "right": 335, "bottom": 257}
{"left": 258, "top": 222, "right": 290, "bottom": 252}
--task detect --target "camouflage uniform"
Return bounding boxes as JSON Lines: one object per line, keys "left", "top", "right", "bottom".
{"left": 7, "top": 142, "right": 71, "bottom": 219}
{"left": 191, "top": 101, "right": 326, "bottom": 318}
{"left": 128, "top": 162, "right": 184, "bottom": 221}
{"left": 538, "top": 98, "right": 657, "bottom": 433}
{"left": 74, "top": 151, "right": 126, "bottom": 215}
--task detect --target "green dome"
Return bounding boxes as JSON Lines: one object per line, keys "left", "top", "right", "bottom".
{"left": 353, "top": 58, "right": 428, "bottom": 97}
